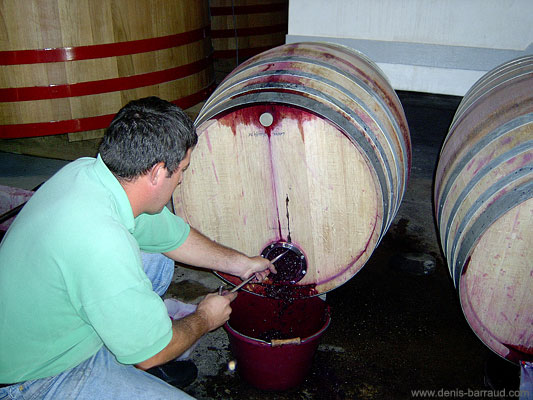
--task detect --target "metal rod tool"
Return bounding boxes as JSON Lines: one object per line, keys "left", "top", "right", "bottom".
{"left": 229, "top": 250, "right": 289, "bottom": 293}
{"left": 229, "top": 274, "right": 255, "bottom": 293}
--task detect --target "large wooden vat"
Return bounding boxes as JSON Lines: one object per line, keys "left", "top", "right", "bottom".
{"left": 209, "top": 0, "right": 288, "bottom": 82}
{"left": 0, "top": 0, "right": 213, "bottom": 144}
{"left": 434, "top": 56, "right": 533, "bottom": 363}
{"left": 173, "top": 42, "right": 411, "bottom": 296}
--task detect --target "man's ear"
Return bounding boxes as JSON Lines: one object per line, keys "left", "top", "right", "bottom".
{"left": 148, "top": 162, "right": 165, "bottom": 185}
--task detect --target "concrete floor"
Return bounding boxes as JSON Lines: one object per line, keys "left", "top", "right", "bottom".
{"left": 0, "top": 92, "right": 523, "bottom": 399}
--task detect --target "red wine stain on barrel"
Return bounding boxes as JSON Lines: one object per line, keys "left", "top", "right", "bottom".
{"left": 208, "top": 105, "right": 317, "bottom": 244}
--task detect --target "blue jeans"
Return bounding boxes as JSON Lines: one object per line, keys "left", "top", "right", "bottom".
{"left": 0, "top": 253, "right": 195, "bottom": 400}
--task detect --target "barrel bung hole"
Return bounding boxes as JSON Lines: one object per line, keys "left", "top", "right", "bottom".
{"left": 259, "top": 112, "right": 274, "bottom": 127}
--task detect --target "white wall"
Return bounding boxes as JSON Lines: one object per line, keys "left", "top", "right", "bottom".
{"left": 286, "top": 0, "right": 533, "bottom": 95}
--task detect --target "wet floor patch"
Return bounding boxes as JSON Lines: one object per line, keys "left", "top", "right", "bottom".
{"left": 175, "top": 229, "right": 500, "bottom": 400}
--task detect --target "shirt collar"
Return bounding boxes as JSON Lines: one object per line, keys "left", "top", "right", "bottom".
{"left": 93, "top": 154, "right": 135, "bottom": 232}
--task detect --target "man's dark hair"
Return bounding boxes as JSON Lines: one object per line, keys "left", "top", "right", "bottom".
{"left": 99, "top": 96, "right": 198, "bottom": 181}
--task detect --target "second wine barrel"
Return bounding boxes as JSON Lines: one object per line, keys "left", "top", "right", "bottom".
{"left": 434, "top": 55, "right": 533, "bottom": 363}
{"left": 173, "top": 42, "right": 411, "bottom": 296}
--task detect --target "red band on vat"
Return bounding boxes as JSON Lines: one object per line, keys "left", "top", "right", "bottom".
{"left": 0, "top": 27, "right": 210, "bottom": 65}
{"left": 0, "top": 83, "right": 216, "bottom": 139}
{"left": 0, "top": 57, "right": 212, "bottom": 102}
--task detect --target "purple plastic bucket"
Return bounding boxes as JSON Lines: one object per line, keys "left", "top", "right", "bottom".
{"left": 224, "top": 291, "right": 331, "bottom": 391}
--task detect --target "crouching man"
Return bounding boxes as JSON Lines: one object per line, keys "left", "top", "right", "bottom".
{"left": 0, "top": 97, "right": 275, "bottom": 399}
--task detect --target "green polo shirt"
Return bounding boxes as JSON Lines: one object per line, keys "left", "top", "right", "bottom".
{"left": 0, "top": 155, "right": 190, "bottom": 383}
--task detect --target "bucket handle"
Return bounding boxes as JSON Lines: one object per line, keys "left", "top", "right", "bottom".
{"left": 271, "top": 337, "right": 301, "bottom": 347}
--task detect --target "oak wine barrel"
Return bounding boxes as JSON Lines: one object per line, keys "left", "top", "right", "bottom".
{"left": 173, "top": 42, "right": 411, "bottom": 297}
{"left": 0, "top": 0, "right": 214, "bottom": 142}
{"left": 434, "top": 55, "right": 533, "bottom": 363}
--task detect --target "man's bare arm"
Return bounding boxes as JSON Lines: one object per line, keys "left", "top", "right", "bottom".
{"left": 135, "top": 292, "right": 236, "bottom": 370}
{"left": 164, "top": 227, "right": 275, "bottom": 280}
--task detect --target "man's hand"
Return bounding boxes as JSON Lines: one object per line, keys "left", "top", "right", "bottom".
{"left": 136, "top": 290, "right": 238, "bottom": 370}
{"left": 240, "top": 255, "right": 277, "bottom": 282}
{"left": 196, "top": 292, "right": 238, "bottom": 331}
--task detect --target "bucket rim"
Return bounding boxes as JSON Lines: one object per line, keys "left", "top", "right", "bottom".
{"left": 224, "top": 304, "right": 331, "bottom": 346}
